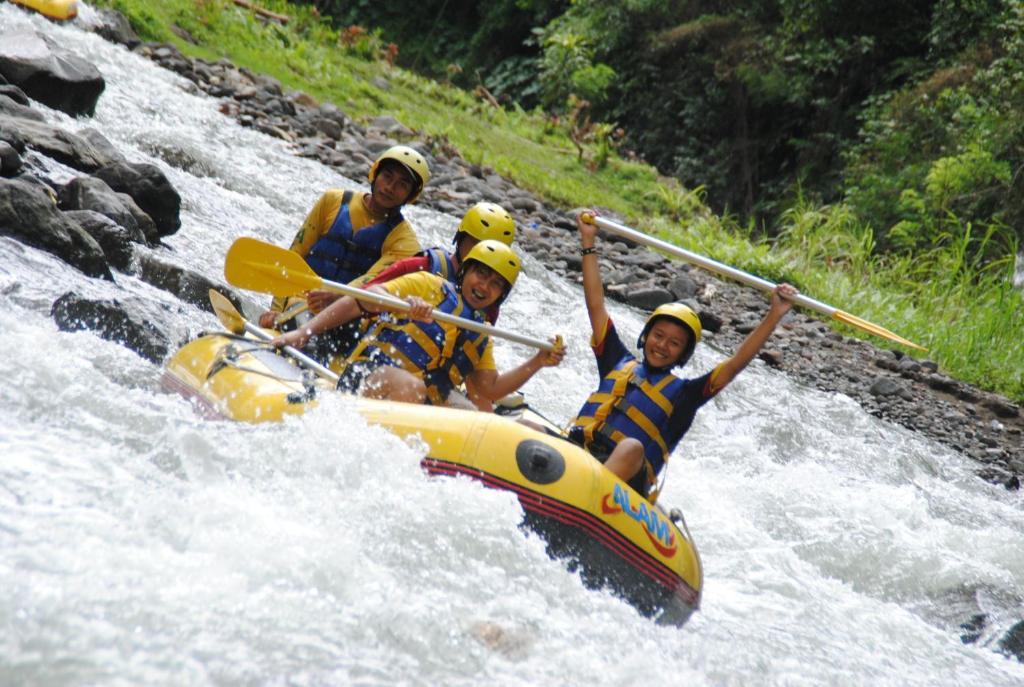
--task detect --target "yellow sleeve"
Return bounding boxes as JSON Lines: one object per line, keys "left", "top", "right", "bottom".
{"left": 379, "top": 272, "right": 445, "bottom": 305}
{"left": 349, "top": 219, "right": 421, "bottom": 286}
{"left": 290, "top": 190, "right": 346, "bottom": 256}
{"left": 269, "top": 189, "right": 347, "bottom": 312}
{"left": 477, "top": 339, "right": 496, "bottom": 372}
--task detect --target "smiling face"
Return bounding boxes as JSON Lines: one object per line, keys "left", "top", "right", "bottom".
{"left": 371, "top": 161, "right": 417, "bottom": 209}
{"left": 643, "top": 318, "right": 691, "bottom": 368}
{"left": 460, "top": 262, "right": 509, "bottom": 311}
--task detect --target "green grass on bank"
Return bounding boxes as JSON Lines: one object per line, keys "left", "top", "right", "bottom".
{"left": 90, "top": 0, "right": 1024, "bottom": 402}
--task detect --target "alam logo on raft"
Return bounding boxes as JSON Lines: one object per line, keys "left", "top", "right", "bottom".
{"left": 601, "top": 483, "right": 677, "bottom": 557}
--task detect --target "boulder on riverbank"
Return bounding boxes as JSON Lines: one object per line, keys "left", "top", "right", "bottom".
{"left": 51, "top": 291, "right": 185, "bottom": 364}
{"left": 0, "top": 175, "right": 112, "bottom": 279}
{"left": 0, "top": 31, "right": 105, "bottom": 117}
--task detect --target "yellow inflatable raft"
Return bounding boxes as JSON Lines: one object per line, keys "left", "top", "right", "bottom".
{"left": 9, "top": 0, "right": 78, "bottom": 21}
{"left": 163, "top": 331, "right": 704, "bottom": 624}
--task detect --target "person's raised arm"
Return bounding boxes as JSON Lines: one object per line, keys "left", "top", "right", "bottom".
{"left": 577, "top": 211, "right": 609, "bottom": 340}
{"left": 711, "top": 283, "right": 797, "bottom": 391}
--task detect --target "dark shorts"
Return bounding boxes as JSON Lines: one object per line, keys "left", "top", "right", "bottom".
{"left": 281, "top": 313, "right": 363, "bottom": 366}
{"left": 336, "top": 359, "right": 384, "bottom": 394}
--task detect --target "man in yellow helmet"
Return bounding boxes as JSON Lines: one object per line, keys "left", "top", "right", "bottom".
{"left": 569, "top": 210, "right": 798, "bottom": 499}
{"left": 363, "top": 201, "right": 516, "bottom": 324}
{"left": 271, "top": 240, "right": 564, "bottom": 409}
{"left": 257, "top": 145, "right": 430, "bottom": 331}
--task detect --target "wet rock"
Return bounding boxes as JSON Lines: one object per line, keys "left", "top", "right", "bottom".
{"left": 759, "top": 349, "right": 784, "bottom": 367}
{"left": 999, "top": 620, "right": 1024, "bottom": 662}
{"left": 51, "top": 292, "right": 183, "bottom": 363}
{"left": 0, "top": 140, "right": 21, "bottom": 176}
{"left": 76, "top": 128, "right": 126, "bottom": 166}
{"left": 668, "top": 272, "right": 698, "bottom": 300}
{"left": 0, "top": 176, "right": 112, "bottom": 279}
{"left": 63, "top": 210, "right": 135, "bottom": 272}
{"left": 93, "top": 161, "right": 181, "bottom": 238}
{"left": 58, "top": 176, "right": 154, "bottom": 244}
{"left": 0, "top": 116, "right": 119, "bottom": 172}
{"left": 959, "top": 613, "right": 986, "bottom": 644}
{"left": 136, "top": 252, "right": 237, "bottom": 312}
{"left": 984, "top": 397, "right": 1020, "bottom": 419}
{"left": 0, "top": 84, "right": 31, "bottom": 107}
{"left": 897, "top": 357, "right": 922, "bottom": 375}
{"left": 92, "top": 9, "right": 142, "bottom": 49}
{"left": 957, "top": 386, "right": 981, "bottom": 403}
{"left": 624, "top": 286, "right": 675, "bottom": 310}
{"left": 926, "top": 373, "right": 958, "bottom": 393}
{"left": 0, "top": 92, "right": 43, "bottom": 121}
{"left": 0, "top": 32, "right": 105, "bottom": 117}
{"left": 698, "top": 308, "right": 723, "bottom": 333}
{"left": 869, "top": 377, "right": 903, "bottom": 397}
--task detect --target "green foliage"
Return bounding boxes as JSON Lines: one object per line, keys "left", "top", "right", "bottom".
{"left": 88, "top": 0, "right": 1024, "bottom": 401}
{"left": 538, "top": 26, "right": 615, "bottom": 110}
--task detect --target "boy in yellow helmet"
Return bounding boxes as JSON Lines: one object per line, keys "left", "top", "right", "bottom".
{"left": 257, "top": 145, "right": 430, "bottom": 330}
{"left": 364, "top": 201, "right": 516, "bottom": 324}
{"left": 271, "top": 240, "right": 564, "bottom": 409}
{"left": 569, "top": 210, "right": 797, "bottom": 499}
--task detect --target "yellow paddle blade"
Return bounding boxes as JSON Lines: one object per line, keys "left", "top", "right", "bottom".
{"left": 224, "top": 237, "right": 325, "bottom": 298}
{"left": 832, "top": 309, "right": 927, "bottom": 352}
{"left": 208, "top": 288, "right": 246, "bottom": 334}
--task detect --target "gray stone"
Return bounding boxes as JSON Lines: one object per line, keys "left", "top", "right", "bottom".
{"left": 0, "top": 93, "right": 42, "bottom": 121}
{"left": 136, "top": 252, "right": 238, "bottom": 312}
{"left": 51, "top": 292, "right": 183, "bottom": 363}
{"left": 94, "top": 161, "right": 181, "bottom": 238}
{"left": 0, "top": 84, "right": 31, "bottom": 107}
{"left": 0, "top": 176, "right": 111, "bottom": 279}
{"left": 63, "top": 209, "right": 135, "bottom": 271}
{"left": 0, "top": 116, "right": 118, "bottom": 172}
{"left": 668, "top": 272, "right": 698, "bottom": 299}
{"left": 57, "top": 176, "right": 153, "bottom": 244}
{"left": 984, "top": 397, "right": 1020, "bottom": 419}
{"left": 0, "top": 32, "right": 105, "bottom": 117}
{"left": 0, "top": 140, "right": 21, "bottom": 176}
{"left": 869, "top": 377, "right": 903, "bottom": 397}
{"left": 93, "top": 9, "right": 142, "bottom": 48}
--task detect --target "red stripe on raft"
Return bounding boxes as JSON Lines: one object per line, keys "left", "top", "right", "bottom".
{"left": 160, "top": 372, "right": 230, "bottom": 421}
{"left": 422, "top": 458, "right": 699, "bottom": 606}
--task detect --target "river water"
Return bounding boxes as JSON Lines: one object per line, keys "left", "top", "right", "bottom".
{"left": 2, "top": 5, "right": 1023, "bottom": 686}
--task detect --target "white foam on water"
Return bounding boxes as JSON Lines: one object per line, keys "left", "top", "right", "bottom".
{"left": 2, "top": 5, "right": 1023, "bottom": 685}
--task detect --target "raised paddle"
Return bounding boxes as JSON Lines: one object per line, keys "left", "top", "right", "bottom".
{"left": 224, "top": 236, "right": 557, "bottom": 352}
{"left": 208, "top": 288, "right": 340, "bottom": 383}
{"left": 581, "top": 213, "right": 926, "bottom": 351}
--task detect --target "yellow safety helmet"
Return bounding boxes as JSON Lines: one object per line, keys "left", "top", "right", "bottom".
{"left": 457, "top": 202, "right": 516, "bottom": 245}
{"left": 637, "top": 302, "right": 702, "bottom": 367}
{"left": 461, "top": 239, "right": 521, "bottom": 293}
{"left": 367, "top": 145, "right": 430, "bottom": 203}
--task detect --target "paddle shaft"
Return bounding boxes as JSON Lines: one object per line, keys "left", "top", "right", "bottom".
{"left": 224, "top": 237, "right": 556, "bottom": 352}
{"left": 587, "top": 215, "right": 837, "bottom": 317}
{"left": 315, "top": 276, "right": 556, "bottom": 352}
{"left": 244, "top": 321, "right": 340, "bottom": 384}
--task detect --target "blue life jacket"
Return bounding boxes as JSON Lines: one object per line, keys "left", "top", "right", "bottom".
{"left": 305, "top": 191, "right": 405, "bottom": 283}
{"left": 421, "top": 247, "right": 457, "bottom": 282}
{"left": 347, "top": 278, "right": 489, "bottom": 404}
{"left": 571, "top": 359, "right": 686, "bottom": 480}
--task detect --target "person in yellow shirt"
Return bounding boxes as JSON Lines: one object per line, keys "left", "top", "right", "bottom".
{"left": 257, "top": 145, "right": 430, "bottom": 331}
{"left": 271, "top": 240, "right": 564, "bottom": 409}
